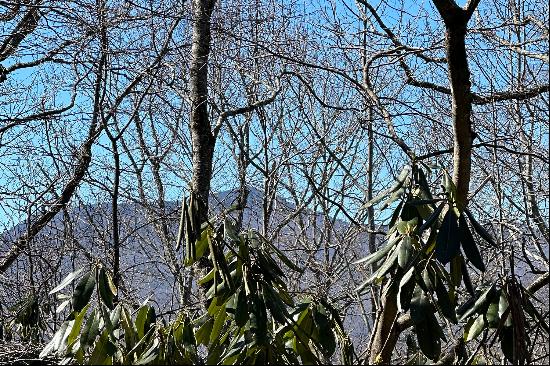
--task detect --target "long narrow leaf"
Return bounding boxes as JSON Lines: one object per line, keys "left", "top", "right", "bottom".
{"left": 49, "top": 268, "right": 84, "bottom": 295}
{"left": 464, "top": 208, "right": 497, "bottom": 248}
{"left": 435, "top": 210, "right": 460, "bottom": 265}
{"left": 458, "top": 214, "right": 485, "bottom": 272}
{"left": 353, "top": 235, "right": 401, "bottom": 266}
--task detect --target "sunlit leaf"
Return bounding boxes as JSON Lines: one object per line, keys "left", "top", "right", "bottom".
{"left": 486, "top": 301, "right": 499, "bottom": 328}
{"left": 49, "top": 268, "right": 84, "bottom": 295}
{"left": 464, "top": 314, "right": 485, "bottom": 342}
{"left": 458, "top": 285, "right": 496, "bottom": 321}
{"left": 354, "top": 235, "right": 401, "bottom": 266}
{"left": 98, "top": 267, "right": 115, "bottom": 310}
{"left": 398, "top": 236, "right": 412, "bottom": 268}
{"left": 135, "top": 305, "right": 156, "bottom": 340}
{"left": 72, "top": 268, "right": 96, "bottom": 313}
{"left": 364, "top": 166, "right": 409, "bottom": 209}
{"left": 89, "top": 329, "right": 116, "bottom": 365}
{"left": 67, "top": 303, "right": 90, "bottom": 352}
{"left": 398, "top": 268, "right": 416, "bottom": 312}
{"left": 195, "top": 317, "right": 214, "bottom": 346}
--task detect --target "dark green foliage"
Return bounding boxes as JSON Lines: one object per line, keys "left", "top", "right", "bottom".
{"left": 353, "top": 164, "right": 535, "bottom": 364}
{"left": 37, "top": 164, "right": 537, "bottom": 365}
{"left": 41, "top": 216, "right": 355, "bottom": 365}
{"left": 435, "top": 210, "right": 460, "bottom": 265}
{"left": 458, "top": 214, "right": 485, "bottom": 272}
{"left": 72, "top": 268, "right": 96, "bottom": 313}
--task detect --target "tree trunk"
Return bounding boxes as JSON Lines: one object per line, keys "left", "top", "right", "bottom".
{"left": 189, "top": 0, "right": 217, "bottom": 217}
{"left": 368, "top": 1, "right": 479, "bottom": 363}
{"left": 188, "top": 0, "right": 217, "bottom": 308}
{"left": 437, "top": 3, "right": 476, "bottom": 209}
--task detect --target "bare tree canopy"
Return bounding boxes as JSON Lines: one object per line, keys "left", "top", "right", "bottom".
{"left": 0, "top": 0, "right": 547, "bottom": 364}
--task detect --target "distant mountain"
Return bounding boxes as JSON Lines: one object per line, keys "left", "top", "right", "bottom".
{"left": 0, "top": 186, "right": 365, "bottom": 312}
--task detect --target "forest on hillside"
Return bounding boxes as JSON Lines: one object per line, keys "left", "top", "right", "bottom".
{"left": 0, "top": 0, "right": 548, "bottom": 364}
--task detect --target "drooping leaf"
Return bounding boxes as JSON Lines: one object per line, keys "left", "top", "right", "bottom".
{"left": 499, "top": 291, "right": 512, "bottom": 327}
{"left": 464, "top": 208, "right": 497, "bottom": 248}
{"left": 499, "top": 325, "right": 514, "bottom": 363}
{"left": 364, "top": 166, "right": 409, "bottom": 208}
{"left": 67, "top": 303, "right": 90, "bottom": 351}
{"left": 435, "top": 210, "right": 460, "bottom": 265}
{"left": 195, "top": 317, "right": 214, "bottom": 346}
{"left": 235, "top": 287, "right": 249, "bottom": 327}
{"left": 398, "top": 268, "right": 416, "bottom": 312}
{"left": 449, "top": 255, "right": 462, "bottom": 288}
{"left": 486, "top": 301, "right": 499, "bottom": 328}
{"left": 312, "top": 305, "right": 336, "bottom": 357}
{"left": 427, "top": 310, "right": 446, "bottom": 342}
{"left": 263, "top": 237, "right": 303, "bottom": 273}
{"left": 398, "top": 236, "right": 412, "bottom": 268}
{"left": 135, "top": 338, "right": 159, "bottom": 365}
{"left": 176, "top": 197, "right": 186, "bottom": 252}
{"left": 49, "top": 268, "right": 84, "bottom": 295}
{"left": 397, "top": 217, "right": 418, "bottom": 235}
{"left": 410, "top": 286, "right": 430, "bottom": 325}
{"left": 72, "top": 268, "right": 96, "bottom": 313}
{"left": 370, "top": 246, "right": 399, "bottom": 282}
{"left": 521, "top": 291, "right": 549, "bottom": 334}
{"left": 458, "top": 214, "right": 485, "bottom": 272}
{"left": 136, "top": 305, "right": 156, "bottom": 340}
{"left": 461, "top": 256, "right": 475, "bottom": 295}
{"left": 400, "top": 202, "right": 419, "bottom": 221}
{"left": 419, "top": 202, "right": 445, "bottom": 232}
{"left": 210, "top": 304, "right": 227, "bottom": 345}
{"left": 421, "top": 268, "right": 434, "bottom": 292}
{"left": 464, "top": 314, "right": 485, "bottom": 342}
{"left": 355, "top": 235, "right": 401, "bottom": 267}
{"left": 458, "top": 285, "right": 496, "bottom": 321}
{"left": 408, "top": 199, "right": 441, "bottom": 207}
{"left": 416, "top": 167, "right": 434, "bottom": 201}
{"left": 382, "top": 187, "right": 406, "bottom": 210}
{"left": 498, "top": 290, "right": 509, "bottom": 314}
{"left": 263, "top": 284, "right": 289, "bottom": 324}
{"left": 435, "top": 280, "right": 457, "bottom": 323}
{"left": 80, "top": 309, "right": 101, "bottom": 351}
{"left": 89, "top": 329, "right": 116, "bottom": 365}
{"left": 39, "top": 321, "right": 70, "bottom": 358}
{"left": 414, "top": 320, "right": 441, "bottom": 361}
{"left": 121, "top": 306, "right": 138, "bottom": 352}
{"left": 199, "top": 268, "right": 216, "bottom": 286}
{"left": 356, "top": 247, "right": 399, "bottom": 293}
{"left": 442, "top": 170, "right": 457, "bottom": 203}
{"left": 249, "top": 293, "right": 268, "bottom": 345}
{"left": 195, "top": 226, "right": 211, "bottom": 263}
{"left": 97, "top": 267, "right": 115, "bottom": 309}
{"left": 389, "top": 200, "right": 404, "bottom": 229}
{"left": 56, "top": 299, "right": 71, "bottom": 314}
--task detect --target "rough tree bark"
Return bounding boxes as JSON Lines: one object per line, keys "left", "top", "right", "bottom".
{"left": 189, "top": 0, "right": 217, "bottom": 217}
